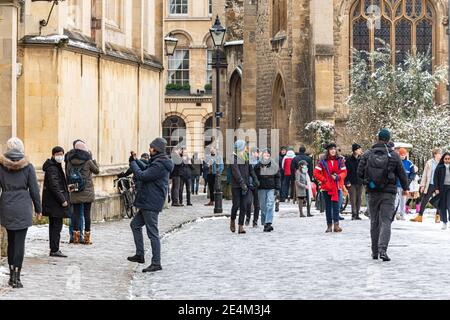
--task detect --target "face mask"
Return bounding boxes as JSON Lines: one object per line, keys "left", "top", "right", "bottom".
{"left": 54, "top": 155, "right": 64, "bottom": 164}
{"left": 301, "top": 167, "right": 308, "bottom": 174}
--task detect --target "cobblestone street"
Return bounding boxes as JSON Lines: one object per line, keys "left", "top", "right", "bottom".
{"left": 1, "top": 195, "right": 450, "bottom": 300}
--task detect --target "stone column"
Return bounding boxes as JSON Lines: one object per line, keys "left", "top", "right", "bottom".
{"left": 311, "top": 0, "right": 335, "bottom": 123}
{"left": 0, "top": 0, "right": 19, "bottom": 258}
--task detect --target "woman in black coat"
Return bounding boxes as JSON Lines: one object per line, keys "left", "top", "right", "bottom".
{"left": 42, "top": 146, "right": 70, "bottom": 257}
{"left": 0, "top": 138, "right": 42, "bottom": 289}
{"left": 433, "top": 152, "right": 450, "bottom": 229}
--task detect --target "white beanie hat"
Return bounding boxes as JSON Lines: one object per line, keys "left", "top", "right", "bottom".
{"left": 6, "top": 137, "right": 25, "bottom": 154}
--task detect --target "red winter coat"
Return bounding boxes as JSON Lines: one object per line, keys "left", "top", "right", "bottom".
{"left": 313, "top": 156, "right": 347, "bottom": 202}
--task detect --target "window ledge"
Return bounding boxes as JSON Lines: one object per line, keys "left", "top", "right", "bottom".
{"left": 270, "top": 31, "right": 287, "bottom": 51}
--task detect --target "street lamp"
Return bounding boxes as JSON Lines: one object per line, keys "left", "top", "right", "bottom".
{"left": 164, "top": 33, "right": 178, "bottom": 56}
{"left": 209, "top": 15, "right": 227, "bottom": 214}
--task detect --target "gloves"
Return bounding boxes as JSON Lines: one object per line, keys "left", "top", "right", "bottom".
{"left": 129, "top": 155, "right": 136, "bottom": 163}
{"left": 241, "top": 182, "right": 248, "bottom": 194}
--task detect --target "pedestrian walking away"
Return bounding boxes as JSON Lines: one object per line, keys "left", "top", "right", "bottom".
{"left": 432, "top": 152, "right": 450, "bottom": 230}
{"left": 411, "top": 148, "right": 442, "bottom": 223}
{"left": 66, "top": 140, "right": 100, "bottom": 245}
{"left": 314, "top": 143, "right": 347, "bottom": 233}
{"left": 246, "top": 147, "right": 261, "bottom": 227}
{"left": 296, "top": 160, "right": 313, "bottom": 218}
{"left": 254, "top": 148, "right": 280, "bottom": 232}
{"left": 0, "top": 137, "right": 42, "bottom": 289}
{"left": 170, "top": 149, "right": 183, "bottom": 207}
{"left": 358, "top": 129, "right": 409, "bottom": 262}
{"left": 179, "top": 152, "right": 193, "bottom": 206}
{"left": 230, "top": 140, "right": 259, "bottom": 234}
{"left": 42, "top": 146, "right": 70, "bottom": 258}
{"left": 128, "top": 137, "right": 174, "bottom": 272}
{"left": 345, "top": 143, "right": 364, "bottom": 220}
{"left": 281, "top": 148, "right": 296, "bottom": 202}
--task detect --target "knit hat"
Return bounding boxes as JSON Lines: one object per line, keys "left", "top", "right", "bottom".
{"left": 352, "top": 143, "right": 362, "bottom": 152}
{"left": 74, "top": 141, "right": 89, "bottom": 152}
{"left": 325, "top": 143, "right": 337, "bottom": 150}
{"left": 150, "top": 137, "right": 167, "bottom": 153}
{"left": 234, "top": 140, "right": 246, "bottom": 152}
{"left": 399, "top": 148, "right": 408, "bottom": 157}
{"left": 6, "top": 137, "right": 25, "bottom": 154}
{"left": 378, "top": 128, "right": 391, "bottom": 142}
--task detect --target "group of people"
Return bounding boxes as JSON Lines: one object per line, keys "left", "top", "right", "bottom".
{"left": 0, "top": 138, "right": 98, "bottom": 289}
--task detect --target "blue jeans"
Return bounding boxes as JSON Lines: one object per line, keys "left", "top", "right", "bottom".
{"left": 258, "top": 189, "right": 275, "bottom": 225}
{"left": 130, "top": 209, "right": 161, "bottom": 266}
{"left": 69, "top": 204, "right": 84, "bottom": 242}
{"left": 191, "top": 175, "right": 200, "bottom": 194}
{"left": 324, "top": 191, "right": 341, "bottom": 224}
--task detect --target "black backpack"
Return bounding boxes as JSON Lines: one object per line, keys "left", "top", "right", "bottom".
{"left": 365, "top": 147, "right": 394, "bottom": 191}
{"left": 68, "top": 166, "right": 86, "bottom": 192}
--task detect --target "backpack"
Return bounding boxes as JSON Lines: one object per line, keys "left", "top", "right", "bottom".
{"left": 68, "top": 166, "right": 86, "bottom": 192}
{"left": 365, "top": 148, "right": 393, "bottom": 191}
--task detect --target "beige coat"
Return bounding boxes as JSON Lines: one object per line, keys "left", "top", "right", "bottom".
{"left": 420, "top": 159, "right": 438, "bottom": 194}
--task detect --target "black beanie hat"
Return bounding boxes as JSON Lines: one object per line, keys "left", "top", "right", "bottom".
{"left": 352, "top": 143, "right": 361, "bottom": 152}
{"left": 150, "top": 138, "right": 167, "bottom": 153}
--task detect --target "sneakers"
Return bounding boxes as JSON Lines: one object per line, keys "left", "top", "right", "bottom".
{"left": 50, "top": 251, "right": 68, "bottom": 258}
{"left": 410, "top": 215, "right": 423, "bottom": 223}
{"left": 263, "top": 224, "right": 274, "bottom": 232}
{"left": 142, "top": 265, "right": 162, "bottom": 273}
{"left": 442, "top": 222, "right": 447, "bottom": 230}
{"left": 128, "top": 255, "right": 145, "bottom": 264}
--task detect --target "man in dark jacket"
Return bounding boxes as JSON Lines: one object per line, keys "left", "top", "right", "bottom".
{"left": 128, "top": 138, "right": 174, "bottom": 273}
{"left": 43, "top": 146, "right": 70, "bottom": 258}
{"left": 230, "top": 140, "right": 259, "bottom": 234}
{"left": 246, "top": 147, "right": 261, "bottom": 227}
{"left": 357, "top": 129, "right": 409, "bottom": 262}
{"left": 290, "top": 146, "right": 313, "bottom": 180}
{"left": 170, "top": 149, "right": 183, "bottom": 207}
{"left": 179, "top": 152, "right": 193, "bottom": 206}
{"left": 345, "top": 143, "right": 364, "bottom": 220}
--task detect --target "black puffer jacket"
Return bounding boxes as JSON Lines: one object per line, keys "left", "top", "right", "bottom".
{"left": 357, "top": 143, "right": 409, "bottom": 194}
{"left": 42, "top": 158, "right": 70, "bottom": 218}
{"left": 345, "top": 155, "right": 363, "bottom": 186}
{"left": 254, "top": 160, "right": 281, "bottom": 190}
{"left": 231, "top": 154, "right": 259, "bottom": 189}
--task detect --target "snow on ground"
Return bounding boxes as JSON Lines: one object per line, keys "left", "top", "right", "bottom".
{"left": 131, "top": 203, "right": 450, "bottom": 300}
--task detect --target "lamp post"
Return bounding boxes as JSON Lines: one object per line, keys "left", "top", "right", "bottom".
{"left": 209, "top": 15, "right": 227, "bottom": 214}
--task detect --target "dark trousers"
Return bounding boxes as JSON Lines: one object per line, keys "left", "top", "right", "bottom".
{"left": 7, "top": 228, "right": 28, "bottom": 268}
{"left": 281, "top": 175, "right": 291, "bottom": 201}
{"left": 49, "top": 217, "right": 63, "bottom": 253}
{"left": 439, "top": 185, "right": 450, "bottom": 224}
{"left": 246, "top": 187, "right": 260, "bottom": 223}
{"left": 130, "top": 209, "right": 161, "bottom": 266}
{"left": 231, "top": 187, "right": 252, "bottom": 226}
{"left": 191, "top": 175, "right": 200, "bottom": 194}
{"left": 171, "top": 176, "right": 181, "bottom": 204}
{"left": 349, "top": 184, "right": 363, "bottom": 216}
{"left": 368, "top": 192, "right": 396, "bottom": 253}
{"left": 324, "top": 192, "right": 340, "bottom": 224}
{"left": 419, "top": 184, "right": 438, "bottom": 216}
{"left": 73, "top": 202, "right": 92, "bottom": 232}
{"left": 207, "top": 174, "right": 216, "bottom": 202}
{"left": 298, "top": 195, "right": 311, "bottom": 216}
{"left": 179, "top": 177, "right": 191, "bottom": 204}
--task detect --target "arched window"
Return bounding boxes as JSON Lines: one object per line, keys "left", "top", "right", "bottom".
{"left": 163, "top": 116, "right": 186, "bottom": 155}
{"left": 272, "top": 0, "right": 287, "bottom": 36}
{"left": 204, "top": 116, "right": 214, "bottom": 147}
{"left": 351, "top": 0, "right": 434, "bottom": 67}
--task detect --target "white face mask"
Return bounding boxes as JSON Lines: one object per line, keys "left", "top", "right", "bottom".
{"left": 54, "top": 155, "right": 64, "bottom": 164}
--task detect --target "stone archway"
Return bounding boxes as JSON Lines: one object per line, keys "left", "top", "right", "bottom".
{"left": 229, "top": 70, "right": 242, "bottom": 130}
{"left": 272, "top": 74, "right": 289, "bottom": 146}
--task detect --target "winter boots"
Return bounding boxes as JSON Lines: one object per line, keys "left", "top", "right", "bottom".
{"left": 8, "top": 265, "right": 14, "bottom": 287}
{"left": 230, "top": 219, "right": 236, "bottom": 233}
{"left": 326, "top": 224, "right": 333, "bottom": 233}
{"left": 12, "top": 267, "right": 23, "bottom": 289}
{"left": 127, "top": 255, "right": 145, "bottom": 264}
{"left": 333, "top": 223, "right": 343, "bottom": 233}
{"left": 410, "top": 215, "right": 423, "bottom": 223}
{"left": 436, "top": 213, "right": 441, "bottom": 224}
{"left": 238, "top": 225, "right": 246, "bottom": 234}
{"left": 73, "top": 231, "right": 81, "bottom": 244}
{"left": 264, "top": 224, "right": 274, "bottom": 232}
{"left": 379, "top": 251, "right": 391, "bottom": 262}
{"left": 83, "top": 231, "right": 92, "bottom": 245}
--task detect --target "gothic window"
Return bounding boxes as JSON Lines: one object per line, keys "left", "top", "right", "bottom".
{"left": 163, "top": 116, "right": 186, "bottom": 155}
{"left": 351, "top": 0, "right": 434, "bottom": 67}
{"left": 105, "top": 0, "right": 123, "bottom": 29}
{"left": 169, "top": 0, "right": 188, "bottom": 15}
{"left": 272, "top": 0, "right": 287, "bottom": 36}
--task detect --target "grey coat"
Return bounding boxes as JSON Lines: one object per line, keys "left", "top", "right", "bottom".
{"left": 0, "top": 155, "right": 42, "bottom": 230}
{"left": 295, "top": 170, "right": 309, "bottom": 198}
{"left": 66, "top": 150, "right": 100, "bottom": 204}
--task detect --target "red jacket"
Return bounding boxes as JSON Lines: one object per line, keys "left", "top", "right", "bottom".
{"left": 313, "top": 156, "right": 347, "bottom": 202}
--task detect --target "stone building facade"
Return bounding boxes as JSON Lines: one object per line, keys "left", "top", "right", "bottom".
{"left": 0, "top": 0, "right": 165, "bottom": 256}
{"left": 221, "top": 0, "right": 449, "bottom": 151}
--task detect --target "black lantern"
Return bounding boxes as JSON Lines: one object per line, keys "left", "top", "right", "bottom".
{"left": 164, "top": 33, "right": 178, "bottom": 56}
{"left": 209, "top": 15, "right": 226, "bottom": 47}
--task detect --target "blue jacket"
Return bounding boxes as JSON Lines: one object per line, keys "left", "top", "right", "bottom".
{"left": 397, "top": 159, "right": 416, "bottom": 187}
{"left": 130, "top": 153, "right": 174, "bottom": 212}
